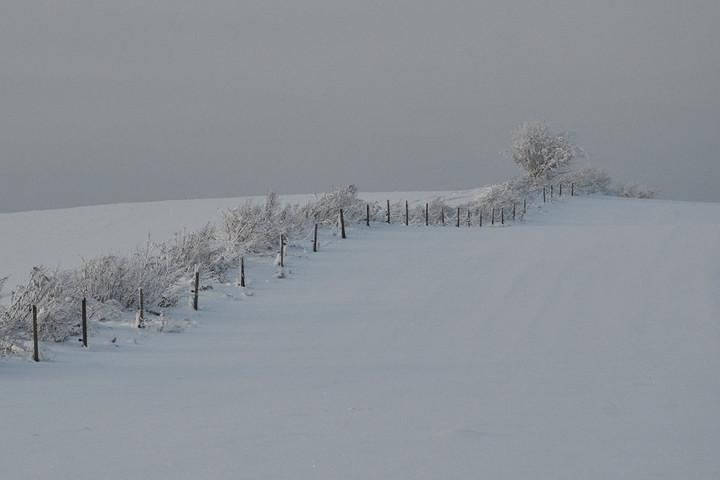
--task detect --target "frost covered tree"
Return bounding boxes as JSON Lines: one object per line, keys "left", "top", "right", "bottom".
{"left": 505, "top": 120, "right": 585, "bottom": 179}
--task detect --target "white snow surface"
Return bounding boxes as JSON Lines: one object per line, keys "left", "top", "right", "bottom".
{"left": 1, "top": 192, "right": 719, "bottom": 479}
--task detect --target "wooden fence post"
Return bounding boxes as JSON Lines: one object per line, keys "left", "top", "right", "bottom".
{"left": 340, "top": 209, "right": 346, "bottom": 239}
{"left": 467, "top": 209, "right": 470, "bottom": 227}
{"left": 501, "top": 207, "right": 505, "bottom": 225}
{"left": 425, "top": 203, "right": 429, "bottom": 226}
{"left": 559, "top": 183, "right": 563, "bottom": 197}
{"left": 193, "top": 266, "right": 199, "bottom": 311}
{"left": 543, "top": 188, "right": 546, "bottom": 203}
{"left": 313, "top": 224, "right": 318, "bottom": 252}
{"left": 456, "top": 207, "right": 460, "bottom": 227}
{"left": 551, "top": 184, "right": 554, "bottom": 199}
{"left": 479, "top": 211, "right": 482, "bottom": 227}
{"left": 523, "top": 199, "right": 527, "bottom": 215}
{"left": 138, "top": 288, "right": 144, "bottom": 328}
{"left": 366, "top": 204, "right": 370, "bottom": 227}
{"left": 512, "top": 204, "right": 516, "bottom": 220}
{"left": 387, "top": 200, "right": 391, "bottom": 224}
{"left": 32, "top": 305, "right": 39, "bottom": 362}
{"left": 82, "top": 297, "right": 88, "bottom": 348}
{"left": 491, "top": 208, "right": 495, "bottom": 226}
{"left": 240, "top": 257, "right": 246, "bottom": 287}
{"left": 405, "top": 201, "right": 409, "bottom": 226}
{"left": 571, "top": 183, "right": 575, "bottom": 196}
{"left": 280, "top": 235, "right": 285, "bottom": 267}
{"left": 441, "top": 207, "right": 445, "bottom": 226}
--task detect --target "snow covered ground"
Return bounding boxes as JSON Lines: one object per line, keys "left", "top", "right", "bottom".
{"left": 1, "top": 192, "right": 719, "bottom": 479}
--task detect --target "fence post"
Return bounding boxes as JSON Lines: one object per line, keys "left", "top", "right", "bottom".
{"left": 82, "top": 297, "right": 88, "bottom": 348}
{"left": 313, "top": 224, "right": 318, "bottom": 252}
{"left": 491, "top": 208, "right": 495, "bottom": 226}
{"left": 425, "top": 203, "right": 429, "bottom": 226}
{"left": 366, "top": 204, "right": 370, "bottom": 227}
{"left": 441, "top": 207, "right": 445, "bottom": 226}
{"left": 280, "top": 235, "right": 285, "bottom": 267}
{"left": 513, "top": 204, "right": 516, "bottom": 220}
{"left": 405, "top": 201, "right": 409, "bottom": 226}
{"left": 32, "top": 305, "right": 39, "bottom": 362}
{"left": 340, "top": 209, "right": 346, "bottom": 239}
{"left": 479, "top": 211, "right": 482, "bottom": 227}
{"left": 559, "top": 183, "right": 563, "bottom": 197}
{"left": 387, "top": 200, "right": 391, "bottom": 224}
{"left": 551, "top": 185, "right": 554, "bottom": 199}
{"left": 137, "top": 288, "right": 144, "bottom": 328}
{"left": 193, "top": 266, "right": 199, "bottom": 311}
{"left": 501, "top": 207, "right": 505, "bottom": 225}
{"left": 456, "top": 207, "right": 460, "bottom": 227}
{"left": 467, "top": 209, "right": 470, "bottom": 227}
{"left": 543, "top": 188, "right": 546, "bottom": 203}
{"left": 571, "top": 183, "right": 575, "bottom": 196}
{"left": 240, "top": 257, "right": 246, "bottom": 287}
{"left": 523, "top": 199, "right": 527, "bottom": 215}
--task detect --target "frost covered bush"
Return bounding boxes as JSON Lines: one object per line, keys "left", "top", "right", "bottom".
{"left": 427, "top": 198, "right": 450, "bottom": 225}
{"left": 299, "top": 185, "right": 382, "bottom": 225}
{"left": 1, "top": 224, "right": 235, "bottom": 354}
{"left": 0, "top": 267, "right": 120, "bottom": 352}
{"left": 221, "top": 191, "right": 304, "bottom": 253}
{"left": 80, "top": 239, "right": 187, "bottom": 310}
{"left": 505, "top": 120, "right": 585, "bottom": 179}
{"left": 221, "top": 187, "right": 378, "bottom": 252}
{"left": 615, "top": 183, "right": 657, "bottom": 199}
{"left": 155, "top": 223, "right": 232, "bottom": 282}
{"left": 556, "top": 166, "right": 612, "bottom": 194}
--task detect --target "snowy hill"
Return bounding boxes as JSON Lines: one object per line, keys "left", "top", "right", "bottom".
{"left": 1, "top": 192, "right": 719, "bottom": 479}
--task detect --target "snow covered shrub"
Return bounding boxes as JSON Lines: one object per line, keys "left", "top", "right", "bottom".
{"left": 154, "top": 223, "right": 233, "bottom": 282}
{"left": 0, "top": 267, "right": 115, "bottom": 351}
{"left": 299, "top": 185, "right": 381, "bottom": 225}
{"left": 505, "top": 120, "right": 586, "bottom": 179}
{"left": 458, "top": 176, "right": 544, "bottom": 220}
{"left": 615, "top": 183, "right": 657, "bottom": 199}
{"left": 221, "top": 191, "right": 304, "bottom": 253}
{"left": 556, "top": 166, "right": 612, "bottom": 194}
{"left": 427, "top": 198, "right": 450, "bottom": 225}
{"left": 80, "top": 241, "right": 188, "bottom": 310}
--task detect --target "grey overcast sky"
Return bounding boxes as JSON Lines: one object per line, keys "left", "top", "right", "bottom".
{"left": 1, "top": 1, "right": 719, "bottom": 213}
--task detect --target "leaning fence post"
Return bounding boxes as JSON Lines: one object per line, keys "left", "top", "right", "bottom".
{"left": 32, "top": 305, "right": 39, "bottom": 362}
{"left": 193, "top": 266, "right": 199, "bottom": 311}
{"left": 82, "top": 297, "right": 88, "bottom": 348}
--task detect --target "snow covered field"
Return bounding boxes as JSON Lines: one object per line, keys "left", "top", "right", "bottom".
{"left": 1, "top": 193, "right": 719, "bottom": 479}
